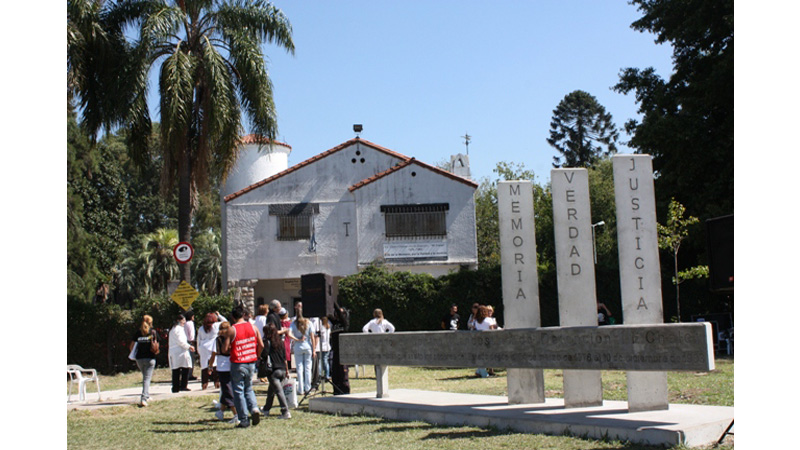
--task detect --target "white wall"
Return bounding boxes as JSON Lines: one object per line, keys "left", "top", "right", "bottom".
{"left": 353, "top": 162, "right": 478, "bottom": 269}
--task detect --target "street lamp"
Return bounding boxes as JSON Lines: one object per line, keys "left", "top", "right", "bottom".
{"left": 591, "top": 221, "right": 605, "bottom": 264}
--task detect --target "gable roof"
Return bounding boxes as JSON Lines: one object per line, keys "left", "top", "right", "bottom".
{"left": 348, "top": 158, "right": 478, "bottom": 192}
{"left": 224, "top": 137, "right": 476, "bottom": 202}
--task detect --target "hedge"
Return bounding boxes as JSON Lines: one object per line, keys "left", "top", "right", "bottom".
{"left": 67, "top": 293, "right": 234, "bottom": 374}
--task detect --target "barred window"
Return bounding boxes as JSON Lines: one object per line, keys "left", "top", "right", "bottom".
{"left": 269, "top": 203, "right": 319, "bottom": 241}
{"left": 381, "top": 203, "right": 448, "bottom": 238}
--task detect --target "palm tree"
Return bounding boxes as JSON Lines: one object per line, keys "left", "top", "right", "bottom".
{"left": 192, "top": 228, "right": 222, "bottom": 294}
{"left": 139, "top": 228, "right": 181, "bottom": 296}
{"left": 95, "top": 0, "right": 295, "bottom": 283}
{"left": 67, "top": 0, "right": 130, "bottom": 138}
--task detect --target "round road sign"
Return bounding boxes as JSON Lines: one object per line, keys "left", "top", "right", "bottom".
{"left": 173, "top": 242, "right": 194, "bottom": 264}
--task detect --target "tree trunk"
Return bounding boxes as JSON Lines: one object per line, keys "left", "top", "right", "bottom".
{"left": 674, "top": 251, "right": 681, "bottom": 322}
{"left": 178, "top": 146, "right": 193, "bottom": 284}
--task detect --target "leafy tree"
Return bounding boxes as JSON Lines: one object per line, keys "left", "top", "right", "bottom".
{"left": 612, "top": 0, "right": 733, "bottom": 221}
{"left": 75, "top": 0, "right": 294, "bottom": 285}
{"left": 68, "top": 108, "right": 128, "bottom": 302}
{"left": 547, "top": 90, "right": 619, "bottom": 168}
{"left": 657, "top": 199, "right": 708, "bottom": 322}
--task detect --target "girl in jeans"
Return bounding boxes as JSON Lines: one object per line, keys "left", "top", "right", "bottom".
{"left": 290, "top": 315, "right": 316, "bottom": 395}
{"left": 319, "top": 316, "right": 332, "bottom": 381}
{"left": 261, "top": 322, "right": 292, "bottom": 419}
{"left": 130, "top": 315, "right": 160, "bottom": 407}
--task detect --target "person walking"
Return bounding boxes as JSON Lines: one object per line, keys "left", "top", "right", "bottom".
{"left": 168, "top": 314, "right": 195, "bottom": 392}
{"left": 260, "top": 322, "right": 292, "bottom": 419}
{"left": 197, "top": 313, "right": 220, "bottom": 390}
{"left": 208, "top": 322, "right": 238, "bottom": 424}
{"left": 289, "top": 313, "right": 316, "bottom": 395}
{"left": 222, "top": 306, "right": 264, "bottom": 428}
{"left": 130, "top": 314, "right": 160, "bottom": 406}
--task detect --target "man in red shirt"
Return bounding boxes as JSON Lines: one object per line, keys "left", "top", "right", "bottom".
{"left": 222, "top": 305, "right": 264, "bottom": 428}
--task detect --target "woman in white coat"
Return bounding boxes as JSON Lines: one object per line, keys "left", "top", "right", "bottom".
{"left": 169, "top": 314, "right": 195, "bottom": 393}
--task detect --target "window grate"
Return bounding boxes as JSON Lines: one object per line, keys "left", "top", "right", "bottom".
{"left": 383, "top": 204, "right": 448, "bottom": 238}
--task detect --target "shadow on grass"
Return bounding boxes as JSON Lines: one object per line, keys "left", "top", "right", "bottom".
{"left": 437, "top": 374, "right": 505, "bottom": 381}
{"left": 150, "top": 418, "right": 227, "bottom": 433}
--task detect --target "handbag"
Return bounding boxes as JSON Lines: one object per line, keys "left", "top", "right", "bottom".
{"left": 128, "top": 342, "right": 138, "bottom": 361}
{"left": 150, "top": 331, "right": 160, "bottom": 355}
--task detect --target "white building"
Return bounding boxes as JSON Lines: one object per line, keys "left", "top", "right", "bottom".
{"left": 221, "top": 136, "right": 478, "bottom": 310}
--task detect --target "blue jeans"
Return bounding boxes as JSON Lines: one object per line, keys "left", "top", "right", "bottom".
{"left": 230, "top": 362, "right": 258, "bottom": 423}
{"left": 320, "top": 351, "right": 330, "bottom": 379}
{"left": 294, "top": 348, "right": 313, "bottom": 394}
{"left": 136, "top": 358, "right": 156, "bottom": 401}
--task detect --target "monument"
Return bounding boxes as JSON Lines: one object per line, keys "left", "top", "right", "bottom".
{"left": 310, "top": 154, "right": 733, "bottom": 447}
{"left": 497, "top": 180, "right": 545, "bottom": 404}
{"left": 551, "top": 168, "right": 603, "bottom": 408}
{"left": 613, "top": 155, "right": 668, "bottom": 411}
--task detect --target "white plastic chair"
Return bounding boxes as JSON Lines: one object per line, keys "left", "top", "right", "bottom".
{"left": 67, "top": 364, "right": 102, "bottom": 403}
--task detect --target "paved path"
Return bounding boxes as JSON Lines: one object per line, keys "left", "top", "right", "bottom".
{"left": 66, "top": 376, "right": 287, "bottom": 412}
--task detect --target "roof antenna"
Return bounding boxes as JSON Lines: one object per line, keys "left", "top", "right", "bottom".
{"left": 353, "top": 124, "right": 363, "bottom": 138}
{"left": 461, "top": 132, "right": 471, "bottom": 155}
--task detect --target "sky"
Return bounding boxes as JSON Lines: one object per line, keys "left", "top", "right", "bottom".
{"left": 147, "top": 0, "right": 675, "bottom": 185}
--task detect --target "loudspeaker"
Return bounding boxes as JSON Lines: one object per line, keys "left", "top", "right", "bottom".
{"left": 301, "top": 273, "right": 335, "bottom": 318}
{"left": 706, "top": 215, "right": 733, "bottom": 293}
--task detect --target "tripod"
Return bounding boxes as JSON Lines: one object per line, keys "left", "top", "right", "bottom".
{"left": 298, "top": 351, "right": 331, "bottom": 406}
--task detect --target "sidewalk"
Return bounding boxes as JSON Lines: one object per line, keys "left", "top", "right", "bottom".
{"left": 66, "top": 377, "right": 281, "bottom": 412}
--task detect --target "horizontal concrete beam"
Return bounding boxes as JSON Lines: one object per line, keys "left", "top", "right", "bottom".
{"left": 340, "top": 323, "right": 714, "bottom": 372}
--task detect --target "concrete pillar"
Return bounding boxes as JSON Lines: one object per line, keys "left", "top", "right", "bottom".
{"left": 376, "top": 365, "right": 389, "bottom": 398}
{"left": 551, "top": 168, "right": 603, "bottom": 408}
{"left": 498, "top": 181, "right": 545, "bottom": 404}
{"left": 612, "top": 155, "right": 668, "bottom": 412}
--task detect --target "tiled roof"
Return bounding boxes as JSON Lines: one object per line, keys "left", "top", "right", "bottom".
{"left": 224, "top": 137, "right": 476, "bottom": 202}
{"left": 240, "top": 134, "right": 292, "bottom": 148}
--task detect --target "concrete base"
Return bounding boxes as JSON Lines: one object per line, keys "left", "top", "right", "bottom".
{"left": 309, "top": 389, "right": 733, "bottom": 448}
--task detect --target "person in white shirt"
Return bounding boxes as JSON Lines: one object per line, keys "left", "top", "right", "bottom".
{"left": 254, "top": 304, "right": 269, "bottom": 339}
{"left": 197, "top": 313, "right": 221, "bottom": 390}
{"left": 361, "top": 309, "right": 394, "bottom": 378}
{"left": 362, "top": 309, "right": 395, "bottom": 333}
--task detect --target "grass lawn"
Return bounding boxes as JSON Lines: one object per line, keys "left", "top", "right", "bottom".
{"left": 67, "top": 358, "right": 733, "bottom": 450}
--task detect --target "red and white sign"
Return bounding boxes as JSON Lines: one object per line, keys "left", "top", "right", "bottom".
{"left": 173, "top": 242, "right": 194, "bottom": 264}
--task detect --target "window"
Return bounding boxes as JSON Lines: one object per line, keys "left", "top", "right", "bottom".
{"left": 269, "top": 203, "right": 319, "bottom": 241}
{"left": 381, "top": 203, "right": 448, "bottom": 238}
